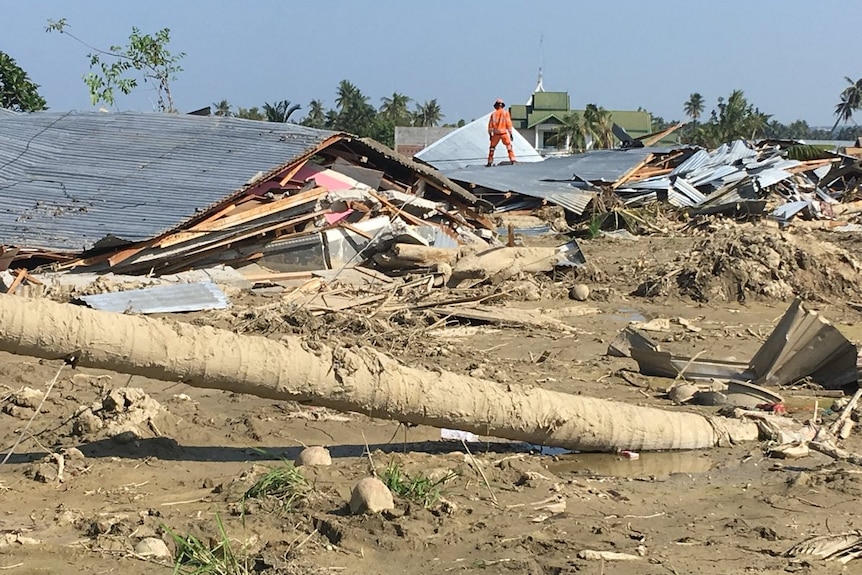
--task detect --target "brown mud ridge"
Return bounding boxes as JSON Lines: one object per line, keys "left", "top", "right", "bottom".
{"left": 635, "top": 223, "right": 862, "bottom": 302}
{"left": 2, "top": 230, "right": 862, "bottom": 574}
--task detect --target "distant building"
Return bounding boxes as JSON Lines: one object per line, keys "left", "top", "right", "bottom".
{"left": 395, "top": 73, "right": 657, "bottom": 158}
{"left": 395, "top": 126, "right": 455, "bottom": 157}
{"left": 509, "top": 82, "right": 653, "bottom": 153}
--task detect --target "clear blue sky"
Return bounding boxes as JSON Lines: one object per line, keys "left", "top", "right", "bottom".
{"left": 2, "top": 0, "right": 859, "bottom": 128}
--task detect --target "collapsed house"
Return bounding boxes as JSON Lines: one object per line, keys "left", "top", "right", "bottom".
{"left": 0, "top": 111, "right": 497, "bottom": 277}
{"left": 416, "top": 123, "right": 862, "bottom": 228}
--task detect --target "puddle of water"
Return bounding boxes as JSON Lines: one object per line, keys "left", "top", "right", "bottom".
{"left": 609, "top": 308, "right": 646, "bottom": 323}
{"left": 546, "top": 451, "right": 713, "bottom": 479}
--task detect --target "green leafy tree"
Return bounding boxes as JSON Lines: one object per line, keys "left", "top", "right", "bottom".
{"left": 331, "top": 79, "right": 375, "bottom": 134}
{"left": 212, "top": 99, "right": 232, "bottom": 117}
{"left": 236, "top": 106, "right": 264, "bottom": 121}
{"left": 300, "top": 99, "right": 327, "bottom": 128}
{"left": 379, "top": 92, "right": 412, "bottom": 125}
{"left": 413, "top": 99, "right": 443, "bottom": 127}
{"left": 369, "top": 116, "right": 396, "bottom": 147}
{"left": 46, "top": 18, "right": 184, "bottom": 112}
{"left": 831, "top": 77, "right": 862, "bottom": 134}
{"left": 694, "top": 90, "right": 770, "bottom": 147}
{"left": 553, "top": 111, "right": 587, "bottom": 151}
{"left": 262, "top": 99, "right": 301, "bottom": 123}
{"left": 0, "top": 51, "right": 47, "bottom": 112}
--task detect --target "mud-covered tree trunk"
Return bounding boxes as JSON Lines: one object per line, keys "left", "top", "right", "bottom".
{"left": 0, "top": 295, "right": 758, "bottom": 451}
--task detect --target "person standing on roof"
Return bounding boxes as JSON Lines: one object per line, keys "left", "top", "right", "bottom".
{"left": 487, "top": 98, "right": 517, "bottom": 167}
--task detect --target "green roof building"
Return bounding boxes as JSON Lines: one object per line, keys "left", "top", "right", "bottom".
{"left": 509, "top": 77, "right": 653, "bottom": 154}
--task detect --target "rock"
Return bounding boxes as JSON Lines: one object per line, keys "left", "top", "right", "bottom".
{"left": 349, "top": 477, "right": 394, "bottom": 515}
{"left": 2, "top": 404, "right": 34, "bottom": 420}
{"left": 134, "top": 537, "right": 171, "bottom": 559}
{"left": 12, "top": 387, "right": 44, "bottom": 409}
{"left": 71, "top": 408, "right": 100, "bottom": 436}
{"left": 569, "top": 284, "right": 590, "bottom": 301}
{"left": 31, "top": 462, "right": 58, "bottom": 483}
{"left": 295, "top": 446, "right": 332, "bottom": 467}
{"left": 62, "top": 447, "right": 85, "bottom": 461}
{"left": 668, "top": 383, "right": 699, "bottom": 404}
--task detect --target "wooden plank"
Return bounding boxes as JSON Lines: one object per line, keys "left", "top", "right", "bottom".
{"left": 611, "top": 154, "right": 654, "bottom": 190}
{"left": 6, "top": 269, "right": 26, "bottom": 294}
{"left": 156, "top": 187, "right": 326, "bottom": 248}
{"left": 338, "top": 222, "right": 373, "bottom": 240}
{"left": 108, "top": 246, "right": 146, "bottom": 267}
{"left": 627, "top": 167, "right": 674, "bottom": 183}
{"left": 638, "top": 122, "right": 685, "bottom": 147}
{"left": 278, "top": 161, "right": 309, "bottom": 187}
{"left": 244, "top": 271, "right": 318, "bottom": 282}
{"left": 369, "top": 191, "right": 430, "bottom": 228}
{"left": 21, "top": 271, "right": 42, "bottom": 285}
{"left": 178, "top": 210, "right": 327, "bottom": 259}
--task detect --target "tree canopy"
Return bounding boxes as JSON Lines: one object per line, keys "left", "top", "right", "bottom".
{"left": 0, "top": 51, "right": 47, "bottom": 112}
{"left": 295, "top": 80, "right": 453, "bottom": 146}
{"left": 47, "top": 18, "right": 184, "bottom": 112}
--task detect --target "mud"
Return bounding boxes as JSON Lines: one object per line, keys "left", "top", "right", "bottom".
{"left": 1, "top": 227, "right": 862, "bottom": 574}
{"left": 635, "top": 223, "right": 862, "bottom": 302}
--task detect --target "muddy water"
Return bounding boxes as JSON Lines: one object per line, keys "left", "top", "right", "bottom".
{"left": 547, "top": 450, "right": 714, "bottom": 478}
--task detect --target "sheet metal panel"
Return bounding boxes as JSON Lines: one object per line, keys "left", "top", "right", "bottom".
{"left": 0, "top": 111, "right": 334, "bottom": 251}
{"left": 415, "top": 113, "right": 544, "bottom": 170}
{"left": 78, "top": 281, "right": 229, "bottom": 313}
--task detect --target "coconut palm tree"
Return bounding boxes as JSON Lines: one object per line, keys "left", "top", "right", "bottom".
{"left": 683, "top": 93, "right": 704, "bottom": 140}
{"left": 212, "top": 99, "right": 232, "bottom": 117}
{"left": 379, "top": 92, "right": 412, "bottom": 124}
{"left": 582, "top": 104, "right": 614, "bottom": 148}
{"left": 831, "top": 77, "right": 862, "bottom": 134}
{"left": 332, "top": 80, "right": 374, "bottom": 134}
{"left": 413, "top": 99, "right": 443, "bottom": 127}
{"left": 335, "top": 80, "right": 363, "bottom": 113}
{"left": 301, "top": 99, "right": 327, "bottom": 128}
{"left": 262, "top": 99, "right": 301, "bottom": 123}
{"left": 553, "top": 111, "right": 586, "bottom": 152}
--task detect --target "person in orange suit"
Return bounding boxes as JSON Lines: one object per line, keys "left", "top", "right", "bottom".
{"left": 487, "top": 98, "right": 517, "bottom": 167}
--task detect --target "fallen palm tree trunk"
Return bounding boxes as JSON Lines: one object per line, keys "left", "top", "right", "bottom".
{"left": 0, "top": 295, "right": 758, "bottom": 452}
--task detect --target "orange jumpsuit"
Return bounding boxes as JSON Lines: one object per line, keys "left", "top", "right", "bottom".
{"left": 487, "top": 107, "right": 516, "bottom": 165}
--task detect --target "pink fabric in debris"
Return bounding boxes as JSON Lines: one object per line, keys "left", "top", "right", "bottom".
{"left": 325, "top": 210, "right": 353, "bottom": 224}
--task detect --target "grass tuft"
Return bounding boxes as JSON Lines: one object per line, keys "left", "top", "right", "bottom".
{"left": 166, "top": 513, "right": 253, "bottom": 575}
{"left": 241, "top": 459, "right": 308, "bottom": 514}
{"left": 382, "top": 460, "right": 457, "bottom": 508}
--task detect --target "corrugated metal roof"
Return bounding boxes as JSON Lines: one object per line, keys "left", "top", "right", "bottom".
{"left": 444, "top": 148, "right": 655, "bottom": 186}
{"left": 415, "top": 113, "right": 544, "bottom": 171}
{"left": 0, "top": 111, "right": 336, "bottom": 251}
{"left": 78, "top": 281, "right": 229, "bottom": 313}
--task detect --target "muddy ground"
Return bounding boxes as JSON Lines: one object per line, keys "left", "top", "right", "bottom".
{"left": 2, "top": 227, "right": 862, "bottom": 574}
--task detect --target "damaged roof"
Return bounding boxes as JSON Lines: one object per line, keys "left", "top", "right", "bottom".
{"left": 415, "top": 113, "right": 545, "bottom": 171}
{"left": 0, "top": 111, "right": 337, "bottom": 252}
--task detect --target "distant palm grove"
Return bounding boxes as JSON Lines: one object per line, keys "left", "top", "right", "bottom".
{"left": 213, "top": 80, "right": 454, "bottom": 149}
{"left": 2, "top": 40, "right": 860, "bottom": 149}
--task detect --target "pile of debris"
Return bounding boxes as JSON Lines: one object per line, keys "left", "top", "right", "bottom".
{"left": 633, "top": 223, "right": 862, "bottom": 302}
{"left": 0, "top": 112, "right": 497, "bottom": 283}
{"left": 430, "top": 136, "right": 862, "bottom": 230}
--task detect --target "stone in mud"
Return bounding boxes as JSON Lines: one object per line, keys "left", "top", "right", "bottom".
{"left": 134, "top": 537, "right": 171, "bottom": 559}
{"left": 349, "top": 477, "right": 394, "bottom": 515}
{"left": 295, "top": 446, "right": 332, "bottom": 467}
{"left": 569, "top": 284, "right": 590, "bottom": 301}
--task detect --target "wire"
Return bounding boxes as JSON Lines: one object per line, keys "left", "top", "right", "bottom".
{"left": 0, "top": 363, "right": 66, "bottom": 466}
{"left": 0, "top": 111, "right": 73, "bottom": 173}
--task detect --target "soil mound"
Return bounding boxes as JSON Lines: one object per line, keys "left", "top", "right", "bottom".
{"left": 634, "top": 224, "right": 862, "bottom": 302}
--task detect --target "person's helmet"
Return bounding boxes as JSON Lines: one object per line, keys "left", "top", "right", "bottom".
{"left": 494, "top": 98, "right": 505, "bottom": 108}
